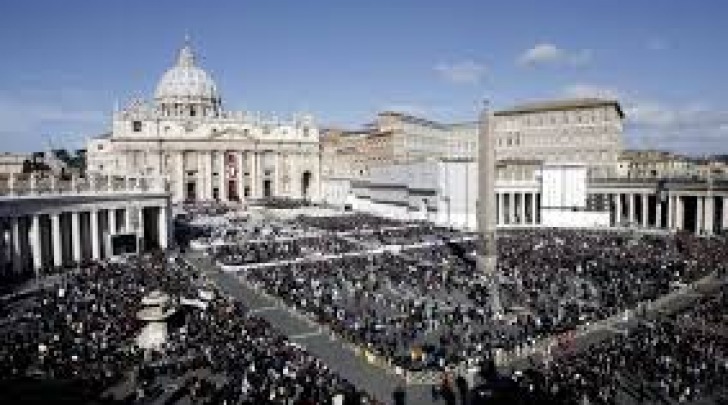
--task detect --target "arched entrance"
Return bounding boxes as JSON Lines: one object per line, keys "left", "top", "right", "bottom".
{"left": 301, "top": 171, "right": 312, "bottom": 200}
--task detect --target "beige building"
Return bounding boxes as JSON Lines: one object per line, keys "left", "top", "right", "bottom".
{"left": 493, "top": 98, "right": 623, "bottom": 177}
{"left": 617, "top": 149, "right": 692, "bottom": 178}
{"left": 322, "top": 98, "right": 624, "bottom": 182}
{"left": 0, "top": 153, "right": 30, "bottom": 175}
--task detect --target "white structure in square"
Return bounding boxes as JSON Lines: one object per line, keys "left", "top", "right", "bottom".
{"left": 87, "top": 39, "right": 321, "bottom": 204}
{"left": 540, "top": 164, "right": 610, "bottom": 228}
{"left": 540, "top": 164, "right": 587, "bottom": 209}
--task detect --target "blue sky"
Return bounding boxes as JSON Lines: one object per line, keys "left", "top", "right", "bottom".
{"left": 1, "top": 0, "right": 726, "bottom": 154}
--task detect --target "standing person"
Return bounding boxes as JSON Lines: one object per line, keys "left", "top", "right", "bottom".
{"left": 456, "top": 374, "right": 469, "bottom": 404}
{"left": 392, "top": 384, "right": 406, "bottom": 405}
{"left": 440, "top": 372, "right": 457, "bottom": 405}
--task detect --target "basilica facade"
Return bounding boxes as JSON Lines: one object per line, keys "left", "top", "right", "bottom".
{"left": 87, "top": 41, "right": 321, "bottom": 204}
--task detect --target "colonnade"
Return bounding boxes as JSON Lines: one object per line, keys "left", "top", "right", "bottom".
{"left": 0, "top": 204, "right": 169, "bottom": 278}
{"left": 0, "top": 173, "right": 171, "bottom": 279}
{"left": 170, "top": 148, "right": 318, "bottom": 204}
{"left": 495, "top": 191, "right": 541, "bottom": 225}
{"left": 594, "top": 191, "right": 728, "bottom": 235}
{"left": 491, "top": 189, "right": 728, "bottom": 234}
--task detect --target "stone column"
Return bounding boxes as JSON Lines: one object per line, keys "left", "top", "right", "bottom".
{"left": 251, "top": 151, "right": 260, "bottom": 198}
{"left": 615, "top": 193, "right": 623, "bottom": 226}
{"left": 723, "top": 197, "right": 728, "bottom": 232}
{"left": 498, "top": 193, "right": 505, "bottom": 225}
{"left": 236, "top": 151, "right": 245, "bottom": 203}
{"left": 71, "top": 211, "right": 81, "bottom": 263}
{"left": 90, "top": 209, "right": 100, "bottom": 260}
{"left": 668, "top": 195, "right": 675, "bottom": 229}
{"left": 11, "top": 217, "right": 22, "bottom": 273}
{"left": 508, "top": 193, "right": 516, "bottom": 224}
{"left": 675, "top": 196, "right": 684, "bottom": 231}
{"left": 627, "top": 193, "right": 636, "bottom": 225}
{"left": 530, "top": 192, "right": 537, "bottom": 224}
{"left": 641, "top": 193, "right": 649, "bottom": 227}
{"left": 175, "top": 151, "right": 185, "bottom": 202}
{"left": 518, "top": 192, "right": 526, "bottom": 225}
{"left": 158, "top": 205, "right": 168, "bottom": 249}
{"left": 704, "top": 196, "right": 714, "bottom": 235}
{"left": 196, "top": 153, "right": 205, "bottom": 201}
{"left": 30, "top": 215, "right": 42, "bottom": 273}
{"left": 205, "top": 151, "right": 213, "bottom": 201}
{"left": 51, "top": 213, "right": 62, "bottom": 267}
{"left": 656, "top": 199, "right": 663, "bottom": 229}
{"left": 218, "top": 150, "right": 227, "bottom": 202}
{"left": 137, "top": 206, "right": 145, "bottom": 248}
{"left": 288, "top": 152, "right": 297, "bottom": 199}
{"left": 108, "top": 208, "right": 117, "bottom": 235}
{"left": 274, "top": 151, "right": 281, "bottom": 197}
{"left": 696, "top": 196, "right": 704, "bottom": 235}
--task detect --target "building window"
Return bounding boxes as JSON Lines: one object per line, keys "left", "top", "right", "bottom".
{"left": 303, "top": 127, "right": 310, "bottom": 137}
{"left": 132, "top": 121, "right": 142, "bottom": 132}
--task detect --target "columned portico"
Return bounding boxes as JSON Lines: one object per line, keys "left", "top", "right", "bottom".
{"left": 0, "top": 174, "right": 171, "bottom": 277}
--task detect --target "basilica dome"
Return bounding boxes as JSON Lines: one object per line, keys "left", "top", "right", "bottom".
{"left": 154, "top": 41, "right": 221, "bottom": 116}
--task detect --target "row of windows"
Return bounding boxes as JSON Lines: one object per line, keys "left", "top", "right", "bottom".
{"left": 130, "top": 121, "right": 311, "bottom": 137}
{"left": 498, "top": 107, "right": 619, "bottom": 129}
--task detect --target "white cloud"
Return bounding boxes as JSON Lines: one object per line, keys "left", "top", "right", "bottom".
{"left": 558, "top": 83, "right": 728, "bottom": 155}
{"left": 518, "top": 43, "right": 592, "bottom": 67}
{"left": 562, "top": 83, "right": 621, "bottom": 100}
{"left": 435, "top": 61, "right": 487, "bottom": 85}
{"left": 625, "top": 101, "right": 728, "bottom": 155}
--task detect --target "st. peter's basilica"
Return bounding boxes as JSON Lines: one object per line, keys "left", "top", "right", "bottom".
{"left": 87, "top": 40, "right": 321, "bottom": 204}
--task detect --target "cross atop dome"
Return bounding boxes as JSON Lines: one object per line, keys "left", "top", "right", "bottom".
{"left": 176, "top": 35, "right": 196, "bottom": 68}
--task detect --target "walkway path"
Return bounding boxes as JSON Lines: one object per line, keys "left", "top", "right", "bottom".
{"left": 185, "top": 253, "right": 439, "bottom": 405}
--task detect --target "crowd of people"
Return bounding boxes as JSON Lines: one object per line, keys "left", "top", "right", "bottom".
{"left": 240, "top": 216, "right": 728, "bottom": 375}
{"left": 216, "top": 236, "right": 361, "bottom": 267}
{"left": 532, "top": 304, "right": 728, "bottom": 404}
{"left": 3, "top": 206, "right": 728, "bottom": 404}
{"left": 0, "top": 253, "right": 376, "bottom": 404}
